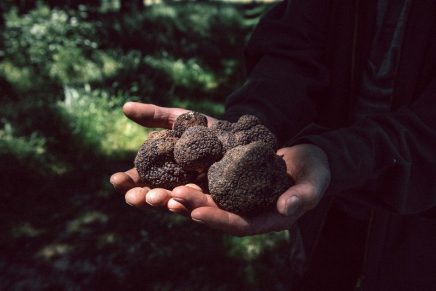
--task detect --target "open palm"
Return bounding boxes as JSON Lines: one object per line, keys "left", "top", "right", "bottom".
{"left": 110, "top": 102, "right": 330, "bottom": 236}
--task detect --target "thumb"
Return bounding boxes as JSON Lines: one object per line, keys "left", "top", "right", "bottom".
{"left": 276, "top": 183, "right": 318, "bottom": 216}
{"left": 122, "top": 102, "right": 188, "bottom": 129}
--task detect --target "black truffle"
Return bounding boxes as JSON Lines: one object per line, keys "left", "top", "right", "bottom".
{"left": 210, "top": 119, "right": 232, "bottom": 131}
{"left": 133, "top": 112, "right": 290, "bottom": 215}
{"left": 147, "top": 129, "right": 177, "bottom": 140}
{"left": 211, "top": 115, "right": 278, "bottom": 152}
{"left": 231, "top": 115, "right": 261, "bottom": 131}
{"left": 174, "top": 126, "right": 223, "bottom": 172}
{"left": 208, "top": 141, "right": 293, "bottom": 215}
{"left": 134, "top": 132, "right": 195, "bottom": 189}
{"left": 173, "top": 111, "right": 208, "bottom": 137}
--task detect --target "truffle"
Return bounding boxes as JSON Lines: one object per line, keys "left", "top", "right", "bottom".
{"left": 133, "top": 111, "right": 290, "bottom": 215}
{"left": 134, "top": 131, "right": 195, "bottom": 189}
{"left": 173, "top": 111, "right": 208, "bottom": 137}
{"left": 208, "top": 141, "right": 293, "bottom": 215}
{"left": 234, "top": 124, "right": 277, "bottom": 149}
{"left": 211, "top": 115, "right": 278, "bottom": 152}
{"left": 210, "top": 119, "right": 232, "bottom": 131}
{"left": 231, "top": 115, "right": 261, "bottom": 131}
{"left": 174, "top": 126, "right": 223, "bottom": 172}
{"left": 147, "top": 129, "right": 177, "bottom": 140}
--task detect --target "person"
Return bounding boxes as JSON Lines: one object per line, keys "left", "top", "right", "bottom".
{"left": 110, "top": 0, "right": 436, "bottom": 289}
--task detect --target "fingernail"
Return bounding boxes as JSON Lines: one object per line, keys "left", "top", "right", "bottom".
{"left": 285, "top": 196, "right": 301, "bottom": 216}
{"left": 145, "top": 191, "right": 159, "bottom": 205}
{"left": 125, "top": 191, "right": 135, "bottom": 206}
{"left": 172, "top": 197, "right": 186, "bottom": 204}
{"left": 167, "top": 199, "right": 180, "bottom": 210}
{"left": 109, "top": 175, "right": 117, "bottom": 187}
{"left": 192, "top": 218, "right": 205, "bottom": 224}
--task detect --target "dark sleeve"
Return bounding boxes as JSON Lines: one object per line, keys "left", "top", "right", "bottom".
{"left": 290, "top": 80, "right": 436, "bottom": 215}
{"left": 222, "top": 0, "right": 330, "bottom": 144}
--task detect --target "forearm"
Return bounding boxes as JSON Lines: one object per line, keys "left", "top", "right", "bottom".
{"left": 290, "top": 104, "right": 436, "bottom": 214}
{"left": 223, "top": 0, "right": 330, "bottom": 144}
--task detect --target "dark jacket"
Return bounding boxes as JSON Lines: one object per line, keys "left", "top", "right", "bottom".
{"left": 224, "top": 0, "right": 436, "bottom": 289}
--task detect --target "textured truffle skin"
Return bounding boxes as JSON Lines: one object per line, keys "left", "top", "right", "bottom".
{"left": 174, "top": 126, "right": 223, "bottom": 172}
{"left": 134, "top": 113, "right": 286, "bottom": 214}
{"left": 231, "top": 115, "right": 261, "bottom": 132}
{"left": 211, "top": 115, "right": 278, "bottom": 152}
{"left": 234, "top": 124, "right": 277, "bottom": 149}
{"left": 141, "top": 161, "right": 194, "bottom": 189}
{"left": 210, "top": 120, "right": 232, "bottom": 131}
{"left": 208, "top": 141, "right": 292, "bottom": 215}
{"left": 134, "top": 134, "right": 195, "bottom": 189}
{"left": 173, "top": 111, "right": 208, "bottom": 137}
{"left": 147, "top": 129, "right": 177, "bottom": 140}
{"left": 214, "top": 130, "right": 237, "bottom": 152}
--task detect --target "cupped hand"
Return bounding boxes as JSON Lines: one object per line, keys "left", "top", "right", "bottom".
{"left": 109, "top": 102, "right": 216, "bottom": 210}
{"left": 169, "top": 144, "right": 331, "bottom": 236}
{"left": 110, "top": 102, "right": 331, "bottom": 237}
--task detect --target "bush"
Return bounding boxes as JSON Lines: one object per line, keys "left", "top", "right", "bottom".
{"left": 1, "top": 5, "right": 118, "bottom": 91}
{"left": 57, "top": 87, "right": 147, "bottom": 158}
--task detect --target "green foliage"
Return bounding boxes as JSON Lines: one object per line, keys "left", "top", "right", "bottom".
{"left": 0, "top": 123, "right": 47, "bottom": 167}
{"left": 57, "top": 86, "right": 147, "bottom": 157}
{"left": 1, "top": 2, "right": 261, "bottom": 103}
{"left": 225, "top": 231, "right": 289, "bottom": 262}
{"left": 2, "top": 5, "right": 119, "bottom": 90}
{"left": 144, "top": 54, "right": 218, "bottom": 92}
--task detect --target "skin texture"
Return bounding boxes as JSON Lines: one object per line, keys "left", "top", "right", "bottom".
{"left": 110, "top": 102, "right": 331, "bottom": 236}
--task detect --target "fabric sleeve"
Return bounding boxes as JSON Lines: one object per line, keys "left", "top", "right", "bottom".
{"left": 289, "top": 79, "right": 436, "bottom": 214}
{"left": 222, "top": 0, "right": 330, "bottom": 144}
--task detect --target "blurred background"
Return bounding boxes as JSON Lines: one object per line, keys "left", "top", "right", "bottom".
{"left": 0, "top": 1, "right": 293, "bottom": 290}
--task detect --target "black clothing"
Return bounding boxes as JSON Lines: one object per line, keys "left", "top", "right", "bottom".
{"left": 298, "top": 203, "right": 369, "bottom": 291}
{"left": 355, "top": 0, "right": 411, "bottom": 117}
{"left": 223, "top": 0, "right": 436, "bottom": 289}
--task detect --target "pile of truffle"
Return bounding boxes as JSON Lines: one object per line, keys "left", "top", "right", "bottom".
{"left": 134, "top": 112, "right": 292, "bottom": 215}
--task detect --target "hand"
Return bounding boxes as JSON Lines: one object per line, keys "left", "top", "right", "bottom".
{"left": 169, "top": 144, "right": 331, "bottom": 236}
{"left": 109, "top": 102, "right": 216, "bottom": 210}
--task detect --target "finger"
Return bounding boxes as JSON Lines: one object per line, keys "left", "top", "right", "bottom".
{"left": 123, "top": 102, "right": 188, "bottom": 129}
{"left": 192, "top": 207, "right": 298, "bottom": 236}
{"left": 124, "top": 168, "right": 142, "bottom": 184}
{"left": 167, "top": 198, "right": 189, "bottom": 216}
{"left": 172, "top": 186, "right": 217, "bottom": 210}
{"left": 276, "top": 183, "right": 316, "bottom": 216}
{"left": 110, "top": 171, "right": 136, "bottom": 192}
{"left": 110, "top": 168, "right": 144, "bottom": 193}
{"left": 110, "top": 172, "right": 132, "bottom": 192}
{"left": 125, "top": 187, "right": 150, "bottom": 210}
{"left": 191, "top": 207, "right": 252, "bottom": 236}
{"left": 145, "top": 188, "right": 172, "bottom": 207}
{"left": 185, "top": 183, "right": 202, "bottom": 191}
